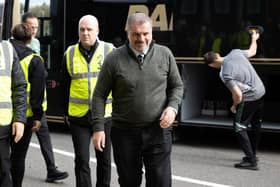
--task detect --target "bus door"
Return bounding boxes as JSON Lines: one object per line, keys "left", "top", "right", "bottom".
{"left": 21, "top": 0, "right": 65, "bottom": 123}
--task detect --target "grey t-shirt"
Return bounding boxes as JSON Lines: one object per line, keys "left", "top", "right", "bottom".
{"left": 220, "top": 49, "right": 265, "bottom": 101}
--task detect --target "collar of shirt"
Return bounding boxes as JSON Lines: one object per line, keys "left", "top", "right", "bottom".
{"left": 79, "top": 41, "right": 99, "bottom": 63}
{"left": 129, "top": 44, "right": 149, "bottom": 57}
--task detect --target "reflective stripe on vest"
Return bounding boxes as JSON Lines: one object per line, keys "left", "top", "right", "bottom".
{"left": 0, "top": 41, "right": 14, "bottom": 126}
{"left": 66, "top": 41, "right": 114, "bottom": 117}
{"left": 20, "top": 54, "right": 47, "bottom": 117}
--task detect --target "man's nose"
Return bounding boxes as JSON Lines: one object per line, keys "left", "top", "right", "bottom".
{"left": 83, "top": 30, "right": 89, "bottom": 35}
{"left": 138, "top": 34, "right": 145, "bottom": 41}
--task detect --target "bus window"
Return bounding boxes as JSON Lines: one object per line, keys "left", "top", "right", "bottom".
{"left": 29, "top": 0, "right": 50, "bottom": 15}
{"left": 214, "top": 0, "right": 230, "bottom": 14}
{"left": 28, "top": 0, "right": 50, "bottom": 37}
{"left": 247, "top": 0, "right": 261, "bottom": 14}
{"left": 180, "top": 0, "right": 197, "bottom": 15}
{"left": 26, "top": 0, "right": 51, "bottom": 69}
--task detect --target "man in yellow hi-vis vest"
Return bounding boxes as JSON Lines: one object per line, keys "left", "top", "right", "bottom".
{"left": 0, "top": 40, "right": 27, "bottom": 186}
{"left": 9, "top": 23, "right": 68, "bottom": 186}
{"left": 61, "top": 15, "right": 114, "bottom": 187}
{"left": 21, "top": 12, "right": 69, "bottom": 183}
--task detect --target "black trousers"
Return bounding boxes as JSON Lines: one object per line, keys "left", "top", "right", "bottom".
{"left": 0, "top": 129, "right": 12, "bottom": 187}
{"left": 35, "top": 115, "right": 56, "bottom": 172}
{"left": 111, "top": 123, "right": 172, "bottom": 187}
{"left": 11, "top": 114, "right": 50, "bottom": 187}
{"left": 234, "top": 97, "right": 264, "bottom": 162}
{"left": 69, "top": 118, "right": 111, "bottom": 187}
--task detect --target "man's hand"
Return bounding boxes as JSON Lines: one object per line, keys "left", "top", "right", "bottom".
{"left": 230, "top": 105, "right": 237, "bottom": 114}
{"left": 252, "top": 32, "right": 260, "bottom": 41}
{"left": 247, "top": 31, "right": 260, "bottom": 57}
{"left": 64, "top": 115, "right": 70, "bottom": 126}
{"left": 92, "top": 131, "right": 105, "bottom": 152}
{"left": 12, "top": 122, "right": 25, "bottom": 143}
{"left": 31, "top": 120, "right": 41, "bottom": 132}
{"left": 229, "top": 85, "right": 242, "bottom": 113}
{"left": 160, "top": 106, "right": 176, "bottom": 128}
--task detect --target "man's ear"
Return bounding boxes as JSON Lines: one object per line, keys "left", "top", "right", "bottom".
{"left": 96, "top": 28, "right": 99, "bottom": 36}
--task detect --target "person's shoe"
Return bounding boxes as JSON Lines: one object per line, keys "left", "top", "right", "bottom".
{"left": 234, "top": 160, "right": 259, "bottom": 170}
{"left": 46, "top": 168, "right": 69, "bottom": 182}
{"left": 242, "top": 156, "right": 259, "bottom": 162}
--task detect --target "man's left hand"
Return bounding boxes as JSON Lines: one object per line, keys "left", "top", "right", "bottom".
{"left": 92, "top": 131, "right": 105, "bottom": 152}
{"left": 160, "top": 106, "right": 176, "bottom": 128}
{"left": 230, "top": 105, "right": 237, "bottom": 114}
{"left": 31, "top": 120, "right": 41, "bottom": 132}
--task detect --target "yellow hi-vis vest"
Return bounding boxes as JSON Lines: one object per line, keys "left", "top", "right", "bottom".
{"left": 0, "top": 41, "right": 15, "bottom": 126}
{"left": 20, "top": 54, "right": 47, "bottom": 117}
{"left": 66, "top": 41, "right": 114, "bottom": 117}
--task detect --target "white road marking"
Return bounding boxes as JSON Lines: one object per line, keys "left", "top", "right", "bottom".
{"left": 30, "top": 142, "right": 233, "bottom": 187}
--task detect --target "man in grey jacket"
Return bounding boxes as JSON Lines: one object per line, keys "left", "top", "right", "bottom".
{"left": 92, "top": 13, "right": 183, "bottom": 187}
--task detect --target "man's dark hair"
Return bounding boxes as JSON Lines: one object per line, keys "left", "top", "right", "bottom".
{"left": 11, "top": 23, "right": 32, "bottom": 44}
{"left": 21, "top": 12, "right": 37, "bottom": 23}
{"left": 203, "top": 51, "right": 218, "bottom": 65}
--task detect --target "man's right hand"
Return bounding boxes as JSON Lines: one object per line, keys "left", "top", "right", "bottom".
{"left": 64, "top": 115, "right": 70, "bottom": 126}
{"left": 92, "top": 131, "right": 105, "bottom": 152}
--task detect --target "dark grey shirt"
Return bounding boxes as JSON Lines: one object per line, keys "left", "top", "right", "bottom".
{"left": 220, "top": 49, "right": 265, "bottom": 101}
